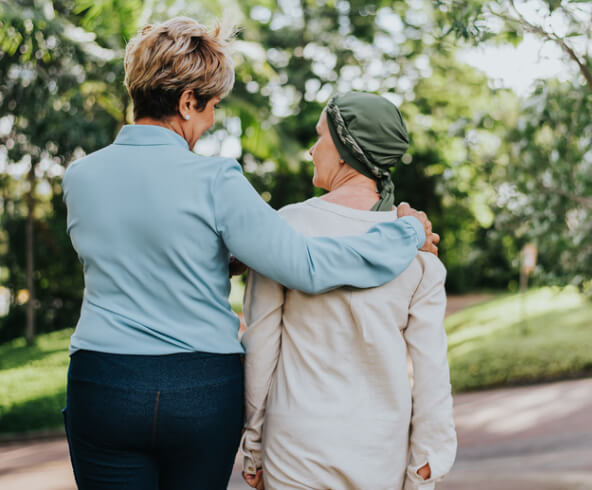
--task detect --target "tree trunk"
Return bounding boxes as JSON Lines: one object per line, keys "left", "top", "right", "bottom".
{"left": 25, "top": 164, "right": 35, "bottom": 346}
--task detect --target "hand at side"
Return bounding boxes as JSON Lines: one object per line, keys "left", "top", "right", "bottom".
{"left": 417, "top": 462, "right": 431, "bottom": 480}
{"left": 243, "top": 469, "right": 264, "bottom": 490}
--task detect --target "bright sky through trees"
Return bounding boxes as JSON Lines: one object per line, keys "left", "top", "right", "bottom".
{"left": 459, "top": 0, "right": 591, "bottom": 95}
{"left": 460, "top": 33, "right": 570, "bottom": 95}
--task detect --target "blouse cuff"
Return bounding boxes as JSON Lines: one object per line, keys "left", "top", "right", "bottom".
{"left": 239, "top": 431, "right": 262, "bottom": 475}
{"left": 398, "top": 215, "right": 426, "bottom": 248}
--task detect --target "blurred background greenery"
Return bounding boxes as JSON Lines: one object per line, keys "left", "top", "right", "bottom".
{"left": 0, "top": 0, "right": 591, "bottom": 433}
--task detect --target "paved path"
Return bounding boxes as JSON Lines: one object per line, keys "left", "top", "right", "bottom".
{"left": 440, "top": 377, "right": 592, "bottom": 490}
{"left": 0, "top": 438, "right": 249, "bottom": 490}
{"left": 1, "top": 377, "right": 591, "bottom": 489}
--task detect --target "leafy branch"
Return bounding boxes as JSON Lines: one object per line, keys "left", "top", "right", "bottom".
{"left": 503, "top": 0, "right": 592, "bottom": 90}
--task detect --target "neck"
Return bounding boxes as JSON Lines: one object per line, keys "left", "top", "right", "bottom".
{"left": 321, "top": 173, "right": 380, "bottom": 211}
{"left": 134, "top": 117, "right": 190, "bottom": 148}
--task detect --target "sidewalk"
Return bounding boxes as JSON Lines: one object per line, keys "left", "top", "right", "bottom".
{"left": 1, "top": 377, "right": 591, "bottom": 489}
{"left": 0, "top": 438, "right": 249, "bottom": 490}
{"left": 440, "top": 377, "right": 592, "bottom": 490}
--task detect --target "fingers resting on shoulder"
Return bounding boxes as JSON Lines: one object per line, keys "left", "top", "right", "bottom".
{"left": 397, "top": 202, "right": 439, "bottom": 257}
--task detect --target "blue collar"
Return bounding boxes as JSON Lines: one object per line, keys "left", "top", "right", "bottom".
{"left": 114, "top": 125, "right": 189, "bottom": 148}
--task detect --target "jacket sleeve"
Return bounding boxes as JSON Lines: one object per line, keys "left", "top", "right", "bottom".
{"left": 402, "top": 253, "right": 457, "bottom": 490}
{"left": 212, "top": 160, "right": 425, "bottom": 294}
{"left": 238, "top": 269, "right": 285, "bottom": 475}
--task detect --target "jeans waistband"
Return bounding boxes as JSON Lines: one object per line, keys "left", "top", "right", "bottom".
{"left": 68, "top": 349, "right": 242, "bottom": 391}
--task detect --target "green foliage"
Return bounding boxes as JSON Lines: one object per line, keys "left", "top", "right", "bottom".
{"left": 1, "top": 190, "right": 84, "bottom": 342}
{"left": 226, "top": 0, "right": 517, "bottom": 293}
{"left": 446, "top": 287, "right": 592, "bottom": 392}
{"left": 0, "top": 0, "right": 122, "bottom": 342}
{"left": 492, "top": 82, "right": 592, "bottom": 292}
{"left": 0, "top": 328, "right": 72, "bottom": 434}
{"left": 2, "top": 0, "right": 589, "bottom": 343}
{"left": 436, "top": 0, "right": 592, "bottom": 51}
{"left": 402, "top": 53, "right": 520, "bottom": 290}
{"left": 1, "top": 0, "right": 518, "bottom": 346}
{"left": 435, "top": 0, "right": 592, "bottom": 291}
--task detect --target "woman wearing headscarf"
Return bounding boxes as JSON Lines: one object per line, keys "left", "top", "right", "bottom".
{"left": 240, "top": 92, "right": 457, "bottom": 490}
{"left": 61, "top": 18, "right": 438, "bottom": 490}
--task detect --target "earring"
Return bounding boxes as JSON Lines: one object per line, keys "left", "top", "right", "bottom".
{"left": 339, "top": 159, "right": 344, "bottom": 164}
{"left": 184, "top": 115, "right": 190, "bottom": 121}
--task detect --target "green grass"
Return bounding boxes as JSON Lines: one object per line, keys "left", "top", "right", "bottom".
{"left": 229, "top": 276, "right": 245, "bottom": 313}
{"left": 0, "top": 328, "right": 72, "bottom": 435}
{"left": 0, "top": 281, "right": 249, "bottom": 436}
{"left": 1, "top": 287, "right": 591, "bottom": 434}
{"left": 446, "top": 287, "right": 592, "bottom": 392}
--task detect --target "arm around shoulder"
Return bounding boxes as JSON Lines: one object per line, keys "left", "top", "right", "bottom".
{"left": 211, "top": 160, "right": 426, "bottom": 293}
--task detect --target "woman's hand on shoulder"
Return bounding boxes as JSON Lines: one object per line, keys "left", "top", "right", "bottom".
{"left": 397, "top": 202, "right": 440, "bottom": 257}
{"left": 243, "top": 469, "right": 264, "bottom": 490}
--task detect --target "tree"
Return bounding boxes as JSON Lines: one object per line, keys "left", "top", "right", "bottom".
{"left": 221, "top": 0, "right": 516, "bottom": 291}
{"left": 494, "top": 80, "right": 592, "bottom": 292}
{"left": 438, "top": 0, "right": 592, "bottom": 291}
{"left": 437, "top": 0, "right": 592, "bottom": 88}
{"left": 1, "top": 0, "right": 532, "bottom": 342}
{"left": 0, "top": 0, "right": 121, "bottom": 342}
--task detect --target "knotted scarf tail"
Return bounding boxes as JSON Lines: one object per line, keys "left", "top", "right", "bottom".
{"left": 371, "top": 174, "right": 395, "bottom": 212}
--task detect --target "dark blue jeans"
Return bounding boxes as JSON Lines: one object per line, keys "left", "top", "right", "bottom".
{"left": 63, "top": 350, "right": 244, "bottom": 490}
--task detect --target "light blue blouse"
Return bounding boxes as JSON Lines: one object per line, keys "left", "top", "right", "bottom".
{"left": 63, "top": 125, "right": 425, "bottom": 355}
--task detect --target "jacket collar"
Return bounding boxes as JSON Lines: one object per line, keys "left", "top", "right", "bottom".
{"left": 114, "top": 125, "right": 189, "bottom": 148}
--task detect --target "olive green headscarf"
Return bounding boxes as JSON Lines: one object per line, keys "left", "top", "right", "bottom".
{"left": 325, "top": 92, "right": 409, "bottom": 212}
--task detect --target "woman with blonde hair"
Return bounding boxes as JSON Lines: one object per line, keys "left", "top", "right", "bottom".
{"left": 62, "top": 17, "right": 437, "bottom": 490}
{"left": 241, "top": 92, "right": 457, "bottom": 489}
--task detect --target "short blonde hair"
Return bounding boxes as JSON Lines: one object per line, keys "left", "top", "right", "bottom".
{"left": 124, "top": 17, "right": 235, "bottom": 120}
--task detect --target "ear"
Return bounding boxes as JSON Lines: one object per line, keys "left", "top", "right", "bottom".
{"left": 178, "top": 89, "right": 195, "bottom": 116}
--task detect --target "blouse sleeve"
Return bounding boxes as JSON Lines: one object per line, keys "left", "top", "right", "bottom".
{"left": 238, "top": 270, "right": 285, "bottom": 475}
{"left": 212, "top": 160, "right": 426, "bottom": 294}
{"left": 402, "top": 253, "right": 457, "bottom": 490}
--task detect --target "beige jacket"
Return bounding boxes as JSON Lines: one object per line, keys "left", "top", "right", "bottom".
{"left": 240, "top": 198, "right": 456, "bottom": 489}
